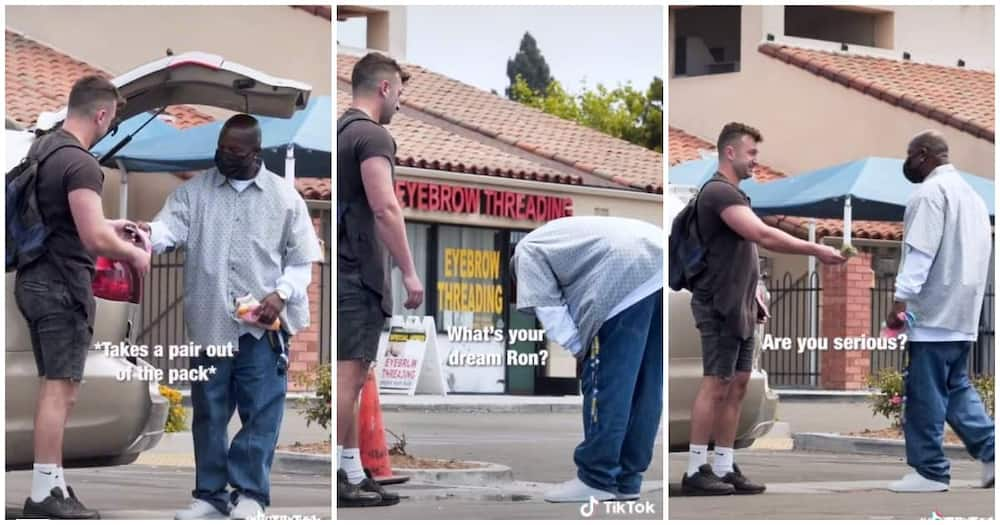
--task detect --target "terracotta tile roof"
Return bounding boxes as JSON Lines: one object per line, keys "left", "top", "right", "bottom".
{"left": 338, "top": 53, "right": 663, "bottom": 193}
{"left": 337, "top": 90, "right": 582, "bottom": 185}
{"left": 7, "top": 30, "right": 331, "bottom": 202}
{"left": 759, "top": 43, "right": 995, "bottom": 143}
{"left": 6, "top": 30, "right": 212, "bottom": 130}
{"left": 667, "top": 127, "right": 784, "bottom": 182}
{"left": 668, "top": 126, "right": 903, "bottom": 240}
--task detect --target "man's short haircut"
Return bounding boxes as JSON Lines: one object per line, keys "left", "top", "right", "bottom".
{"left": 220, "top": 114, "right": 262, "bottom": 147}
{"left": 351, "top": 52, "right": 410, "bottom": 96}
{"left": 717, "top": 122, "right": 763, "bottom": 154}
{"left": 909, "top": 129, "right": 949, "bottom": 157}
{"left": 67, "top": 75, "right": 124, "bottom": 118}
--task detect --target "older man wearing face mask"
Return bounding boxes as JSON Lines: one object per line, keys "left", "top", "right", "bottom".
{"left": 136, "top": 114, "right": 322, "bottom": 519}
{"left": 887, "top": 130, "right": 994, "bottom": 493}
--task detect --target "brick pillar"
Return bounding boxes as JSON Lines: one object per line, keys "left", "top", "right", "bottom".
{"left": 820, "top": 251, "right": 873, "bottom": 390}
{"left": 288, "top": 217, "right": 326, "bottom": 392}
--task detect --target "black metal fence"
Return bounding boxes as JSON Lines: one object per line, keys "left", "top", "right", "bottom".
{"left": 761, "top": 272, "right": 821, "bottom": 387}
{"left": 870, "top": 277, "right": 903, "bottom": 374}
{"left": 871, "top": 277, "right": 994, "bottom": 377}
{"left": 136, "top": 250, "right": 191, "bottom": 388}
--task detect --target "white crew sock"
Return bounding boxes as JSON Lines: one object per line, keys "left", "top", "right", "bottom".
{"left": 341, "top": 448, "right": 365, "bottom": 484}
{"left": 55, "top": 466, "right": 68, "bottom": 495}
{"left": 337, "top": 446, "right": 343, "bottom": 471}
{"left": 713, "top": 447, "right": 735, "bottom": 475}
{"left": 688, "top": 444, "right": 709, "bottom": 476}
{"left": 31, "top": 463, "right": 60, "bottom": 503}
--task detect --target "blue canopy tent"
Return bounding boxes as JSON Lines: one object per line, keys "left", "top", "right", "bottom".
{"left": 101, "top": 96, "right": 332, "bottom": 177}
{"left": 743, "top": 157, "right": 995, "bottom": 238}
{"left": 668, "top": 156, "right": 718, "bottom": 187}
{"left": 744, "top": 157, "right": 995, "bottom": 219}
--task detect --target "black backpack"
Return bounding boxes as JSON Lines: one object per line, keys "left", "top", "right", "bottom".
{"left": 668, "top": 179, "right": 726, "bottom": 292}
{"left": 6, "top": 133, "right": 86, "bottom": 272}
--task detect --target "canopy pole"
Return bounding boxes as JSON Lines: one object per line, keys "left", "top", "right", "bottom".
{"left": 844, "top": 195, "right": 853, "bottom": 246}
{"left": 808, "top": 219, "right": 817, "bottom": 385}
{"left": 285, "top": 145, "right": 296, "bottom": 190}
{"left": 116, "top": 159, "right": 129, "bottom": 220}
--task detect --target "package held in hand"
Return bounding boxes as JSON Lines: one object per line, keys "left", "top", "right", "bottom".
{"left": 235, "top": 294, "right": 281, "bottom": 331}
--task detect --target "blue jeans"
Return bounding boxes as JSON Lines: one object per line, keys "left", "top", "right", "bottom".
{"left": 191, "top": 333, "right": 288, "bottom": 513}
{"left": 904, "top": 341, "right": 995, "bottom": 484}
{"left": 574, "top": 290, "right": 663, "bottom": 495}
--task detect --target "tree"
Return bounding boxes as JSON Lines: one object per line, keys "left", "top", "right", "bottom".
{"left": 509, "top": 75, "right": 664, "bottom": 153}
{"left": 506, "top": 32, "right": 553, "bottom": 100}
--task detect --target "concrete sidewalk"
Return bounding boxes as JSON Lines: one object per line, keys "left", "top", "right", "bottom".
{"left": 135, "top": 399, "right": 330, "bottom": 468}
{"left": 379, "top": 394, "right": 583, "bottom": 413}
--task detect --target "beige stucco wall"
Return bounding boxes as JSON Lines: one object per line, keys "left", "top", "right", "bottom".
{"left": 758, "top": 5, "right": 993, "bottom": 71}
{"left": 669, "top": 5, "right": 995, "bottom": 180}
{"left": 6, "top": 5, "right": 331, "bottom": 95}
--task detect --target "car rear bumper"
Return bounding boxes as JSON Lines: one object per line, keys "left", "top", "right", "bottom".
{"left": 5, "top": 353, "right": 169, "bottom": 470}
{"left": 122, "top": 358, "right": 169, "bottom": 456}
{"left": 734, "top": 369, "right": 780, "bottom": 447}
{"left": 668, "top": 367, "right": 781, "bottom": 451}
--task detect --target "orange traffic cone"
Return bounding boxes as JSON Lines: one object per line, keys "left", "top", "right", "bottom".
{"left": 358, "top": 369, "right": 409, "bottom": 485}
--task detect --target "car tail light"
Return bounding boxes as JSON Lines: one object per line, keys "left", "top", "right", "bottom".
{"left": 92, "top": 256, "right": 142, "bottom": 304}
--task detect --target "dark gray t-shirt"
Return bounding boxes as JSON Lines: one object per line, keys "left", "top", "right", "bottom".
{"left": 692, "top": 174, "right": 760, "bottom": 338}
{"left": 33, "top": 129, "right": 105, "bottom": 275}
{"left": 336, "top": 108, "right": 396, "bottom": 316}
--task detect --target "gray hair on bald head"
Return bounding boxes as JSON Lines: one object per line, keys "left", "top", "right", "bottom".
{"left": 909, "top": 129, "right": 949, "bottom": 157}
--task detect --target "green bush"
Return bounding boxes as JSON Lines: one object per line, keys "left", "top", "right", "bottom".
{"left": 295, "top": 363, "right": 331, "bottom": 430}
{"left": 972, "top": 375, "right": 995, "bottom": 419}
{"left": 869, "top": 369, "right": 995, "bottom": 428}
{"left": 160, "top": 384, "right": 188, "bottom": 433}
{"left": 866, "top": 369, "right": 905, "bottom": 428}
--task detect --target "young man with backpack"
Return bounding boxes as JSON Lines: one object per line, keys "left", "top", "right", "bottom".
{"left": 677, "top": 122, "right": 845, "bottom": 496}
{"left": 10, "top": 75, "right": 151, "bottom": 519}
{"left": 336, "top": 52, "right": 424, "bottom": 508}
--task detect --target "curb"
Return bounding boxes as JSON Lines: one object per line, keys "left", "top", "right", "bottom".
{"left": 793, "top": 432, "right": 971, "bottom": 460}
{"left": 379, "top": 397, "right": 583, "bottom": 414}
{"left": 774, "top": 389, "right": 875, "bottom": 402}
{"left": 273, "top": 451, "right": 332, "bottom": 477}
{"left": 392, "top": 461, "right": 514, "bottom": 487}
{"left": 385, "top": 480, "right": 665, "bottom": 503}
{"left": 750, "top": 422, "right": 794, "bottom": 450}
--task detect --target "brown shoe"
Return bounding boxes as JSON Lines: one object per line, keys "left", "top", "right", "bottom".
{"left": 337, "top": 469, "right": 384, "bottom": 508}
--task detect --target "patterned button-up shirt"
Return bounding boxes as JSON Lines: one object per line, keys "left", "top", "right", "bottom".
{"left": 152, "top": 166, "right": 323, "bottom": 347}
{"left": 513, "top": 216, "right": 664, "bottom": 354}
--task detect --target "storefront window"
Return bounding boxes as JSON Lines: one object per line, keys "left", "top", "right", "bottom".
{"left": 390, "top": 222, "right": 430, "bottom": 316}
{"left": 436, "top": 225, "right": 505, "bottom": 331}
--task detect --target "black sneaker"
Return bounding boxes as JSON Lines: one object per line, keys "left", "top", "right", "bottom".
{"left": 359, "top": 477, "right": 400, "bottom": 505}
{"left": 721, "top": 464, "right": 767, "bottom": 495}
{"left": 681, "top": 464, "right": 735, "bottom": 496}
{"left": 22, "top": 487, "right": 100, "bottom": 519}
{"left": 337, "top": 469, "right": 385, "bottom": 508}
{"left": 65, "top": 486, "right": 101, "bottom": 518}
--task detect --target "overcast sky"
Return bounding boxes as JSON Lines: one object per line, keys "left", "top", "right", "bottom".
{"left": 337, "top": 5, "right": 663, "bottom": 95}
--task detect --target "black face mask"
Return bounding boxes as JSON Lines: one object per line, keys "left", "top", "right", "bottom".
{"left": 214, "top": 150, "right": 258, "bottom": 180}
{"left": 902, "top": 154, "right": 925, "bottom": 184}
